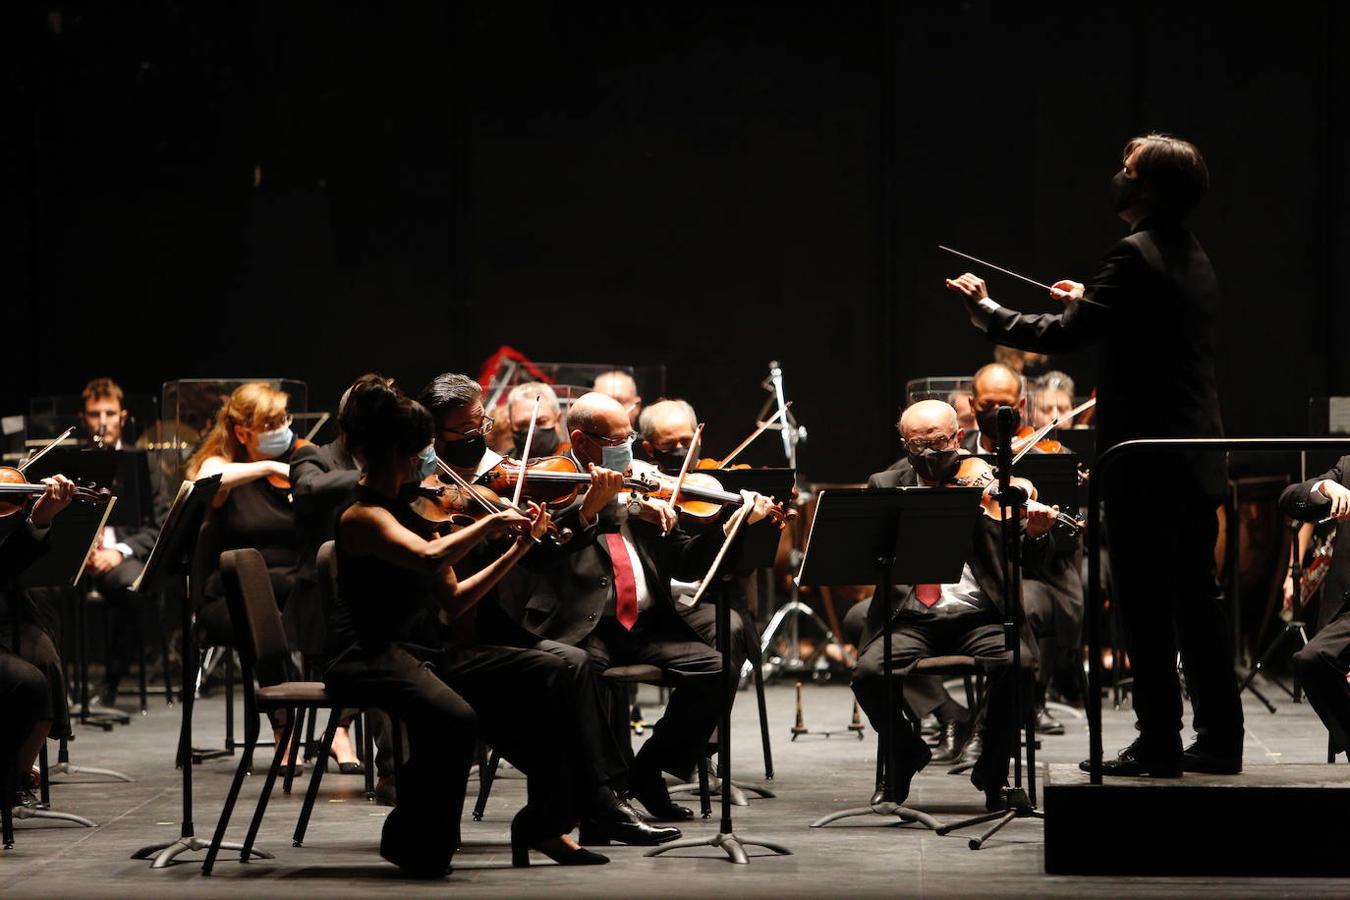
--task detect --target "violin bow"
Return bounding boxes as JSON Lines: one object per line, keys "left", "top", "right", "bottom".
{"left": 667, "top": 423, "right": 704, "bottom": 511}
{"left": 511, "top": 396, "right": 542, "bottom": 511}
{"left": 1010, "top": 397, "right": 1097, "bottom": 465}
{"left": 717, "top": 403, "right": 791, "bottom": 468}
{"left": 434, "top": 456, "right": 500, "bottom": 516}
{"left": 19, "top": 427, "right": 76, "bottom": 474}
{"left": 685, "top": 496, "right": 753, "bottom": 608}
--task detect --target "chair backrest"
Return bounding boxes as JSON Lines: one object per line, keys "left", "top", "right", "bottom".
{"left": 189, "top": 518, "right": 222, "bottom": 609}
{"left": 316, "top": 540, "right": 337, "bottom": 618}
{"left": 218, "top": 548, "right": 290, "bottom": 688}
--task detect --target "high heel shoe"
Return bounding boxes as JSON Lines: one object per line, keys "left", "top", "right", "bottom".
{"left": 510, "top": 814, "right": 609, "bottom": 868}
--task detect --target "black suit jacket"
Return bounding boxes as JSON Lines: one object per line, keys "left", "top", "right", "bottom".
{"left": 519, "top": 500, "right": 730, "bottom": 647}
{"left": 290, "top": 440, "right": 361, "bottom": 588}
{"left": 110, "top": 450, "right": 176, "bottom": 560}
{"left": 1280, "top": 455, "right": 1350, "bottom": 629}
{"left": 983, "top": 219, "right": 1226, "bottom": 500}
{"left": 859, "top": 460, "right": 1053, "bottom": 650}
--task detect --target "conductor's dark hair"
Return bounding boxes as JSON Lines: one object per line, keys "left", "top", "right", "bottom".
{"left": 1124, "top": 133, "right": 1209, "bottom": 219}
{"left": 418, "top": 373, "right": 483, "bottom": 418}
{"left": 339, "top": 374, "right": 432, "bottom": 465}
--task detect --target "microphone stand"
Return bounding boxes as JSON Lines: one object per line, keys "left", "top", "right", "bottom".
{"left": 937, "top": 406, "right": 1044, "bottom": 849}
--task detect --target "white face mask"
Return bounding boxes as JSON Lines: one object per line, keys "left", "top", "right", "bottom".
{"left": 256, "top": 424, "right": 294, "bottom": 458}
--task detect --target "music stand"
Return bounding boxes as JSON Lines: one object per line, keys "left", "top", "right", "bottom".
{"left": 804, "top": 486, "right": 983, "bottom": 830}
{"left": 10, "top": 497, "right": 118, "bottom": 829}
{"left": 645, "top": 505, "right": 793, "bottom": 865}
{"left": 127, "top": 476, "right": 265, "bottom": 869}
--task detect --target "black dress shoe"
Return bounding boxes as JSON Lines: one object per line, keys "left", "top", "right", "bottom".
{"left": 947, "top": 732, "right": 983, "bottom": 774}
{"left": 1035, "top": 708, "right": 1065, "bottom": 736}
{"left": 931, "top": 718, "right": 975, "bottom": 764}
{"left": 969, "top": 771, "right": 1005, "bottom": 812}
{"left": 578, "top": 802, "right": 682, "bottom": 846}
{"left": 1181, "top": 740, "right": 1242, "bottom": 775}
{"left": 1079, "top": 740, "right": 1182, "bottom": 778}
{"left": 629, "top": 768, "right": 694, "bottom": 821}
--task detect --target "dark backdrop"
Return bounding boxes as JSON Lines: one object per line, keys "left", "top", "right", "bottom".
{"left": 5, "top": 1, "right": 1346, "bottom": 481}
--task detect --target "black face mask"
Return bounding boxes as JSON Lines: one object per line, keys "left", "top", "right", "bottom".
{"left": 975, "top": 407, "right": 1021, "bottom": 440}
{"left": 908, "top": 448, "right": 962, "bottom": 484}
{"left": 1111, "top": 169, "right": 1141, "bottom": 213}
{"left": 513, "top": 428, "right": 559, "bottom": 459}
{"left": 441, "top": 434, "right": 486, "bottom": 469}
{"left": 652, "top": 447, "right": 695, "bottom": 471}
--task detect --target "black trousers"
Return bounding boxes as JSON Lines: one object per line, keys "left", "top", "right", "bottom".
{"left": 1, "top": 647, "right": 49, "bottom": 755}
{"left": 91, "top": 557, "right": 145, "bottom": 687}
{"left": 439, "top": 643, "right": 591, "bottom": 837}
{"left": 678, "top": 598, "right": 746, "bottom": 709}
{"left": 526, "top": 637, "right": 630, "bottom": 791}
{"left": 844, "top": 599, "right": 966, "bottom": 724}
{"left": 851, "top": 612, "right": 1026, "bottom": 788}
{"left": 581, "top": 613, "right": 721, "bottom": 781}
{"left": 1104, "top": 469, "right": 1243, "bottom": 755}
{"left": 1293, "top": 610, "right": 1350, "bottom": 753}
{"left": 325, "top": 643, "right": 475, "bottom": 873}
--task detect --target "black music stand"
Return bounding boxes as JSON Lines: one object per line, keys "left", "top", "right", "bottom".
{"left": 804, "top": 486, "right": 983, "bottom": 829}
{"left": 127, "top": 476, "right": 263, "bottom": 869}
{"left": 644, "top": 506, "right": 793, "bottom": 865}
{"left": 9, "top": 498, "right": 118, "bottom": 831}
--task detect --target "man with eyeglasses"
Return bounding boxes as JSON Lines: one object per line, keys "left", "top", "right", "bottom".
{"left": 418, "top": 373, "right": 682, "bottom": 847}
{"left": 843, "top": 400, "right": 1058, "bottom": 810}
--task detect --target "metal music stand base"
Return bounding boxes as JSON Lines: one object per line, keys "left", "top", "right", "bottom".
{"left": 645, "top": 830, "right": 791, "bottom": 866}
{"left": 810, "top": 801, "right": 945, "bottom": 830}
{"left": 47, "top": 761, "right": 134, "bottom": 784}
{"left": 11, "top": 805, "right": 97, "bottom": 829}
{"left": 935, "top": 786, "right": 1043, "bottom": 850}
{"left": 131, "top": 836, "right": 272, "bottom": 869}
{"left": 1238, "top": 620, "right": 1310, "bottom": 715}
{"left": 668, "top": 776, "right": 775, "bottom": 807}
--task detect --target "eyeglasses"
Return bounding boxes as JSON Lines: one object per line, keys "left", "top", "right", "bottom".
{"left": 903, "top": 434, "right": 956, "bottom": 454}
{"left": 582, "top": 430, "right": 638, "bottom": 448}
{"left": 442, "top": 417, "right": 494, "bottom": 439}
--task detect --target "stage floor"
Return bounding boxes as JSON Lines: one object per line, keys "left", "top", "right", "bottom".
{"left": 6, "top": 676, "right": 1348, "bottom": 898}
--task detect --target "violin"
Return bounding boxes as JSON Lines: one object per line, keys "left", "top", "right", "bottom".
{"left": 478, "top": 456, "right": 659, "bottom": 509}
{"left": 267, "top": 437, "right": 314, "bottom": 491}
{"left": 693, "top": 403, "right": 792, "bottom": 470}
{"left": 628, "top": 460, "right": 796, "bottom": 528}
{"left": 0, "top": 468, "right": 112, "bottom": 518}
{"left": 423, "top": 457, "right": 572, "bottom": 543}
{"left": 950, "top": 456, "right": 1083, "bottom": 534}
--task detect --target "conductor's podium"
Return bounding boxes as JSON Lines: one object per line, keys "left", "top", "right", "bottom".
{"left": 1044, "top": 763, "right": 1350, "bottom": 876}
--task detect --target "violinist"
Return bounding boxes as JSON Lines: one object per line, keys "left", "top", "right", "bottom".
{"left": 946, "top": 133, "right": 1242, "bottom": 777}
{"left": 525, "top": 391, "right": 774, "bottom": 822}
{"left": 78, "top": 377, "right": 172, "bottom": 708}
{"left": 186, "top": 382, "right": 304, "bottom": 652}
{"left": 1286, "top": 456, "right": 1350, "bottom": 757}
{"left": 506, "top": 382, "right": 566, "bottom": 459}
{"left": 323, "top": 378, "right": 606, "bottom": 875}
{"left": 592, "top": 370, "right": 642, "bottom": 427}
{"left": 637, "top": 399, "right": 752, "bottom": 697}
{"left": 418, "top": 373, "right": 681, "bottom": 847}
{"left": 848, "top": 400, "right": 1058, "bottom": 810}
{"left": 1032, "top": 371, "right": 1077, "bottom": 430}
{"left": 962, "top": 363, "right": 1029, "bottom": 455}
{"left": 1, "top": 474, "right": 75, "bottom": 808}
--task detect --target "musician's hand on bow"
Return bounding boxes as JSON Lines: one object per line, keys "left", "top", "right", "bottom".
{"left": 1024, "top": 500, "right": 1058, "bottom": 538}
{"left": 1050, "top": 280, "right": 1085, "bottom": 302}
{"left": 1319, "top": 480, "right": 1350, "bottom": 520}
{"left": 30, "top": 474, "right": 75, "bottom": 528}
{"left": 632, "top": 496, "right": 678, "bottom": 535}
{"left": 486, "top": 506, "right": 532, "bottom": 538}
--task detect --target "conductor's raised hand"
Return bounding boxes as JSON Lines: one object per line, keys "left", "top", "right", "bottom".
{"left": 1050, "top": 279, "right": 1085, "bottom": 302}
{"left": 944, "top": 272, "right": 988, "bottom": 301}
{"left": 1319, "top": 480, "right": 1350, "bottom": 520}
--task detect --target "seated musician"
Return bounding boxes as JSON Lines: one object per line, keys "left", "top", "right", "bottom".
{"left": 186, "top": 382, "right": 304, "bottom": 646}
{"left": 1031, "top": 371, "right": 1076, "bottom": 430}
{"left": 78, "top": 377, "right": 169, "bottom": 707}
{"left": 522, "top": 392, "right": 773, "bottom": 821}
{"left": 592, "top": 370, "right": 642, "bottom": 428}
{"left": 637, "top": 398, "right": 752, "bottom": 690}
{"left": 1285, "top": 456, "right": 1350, "bottom": 756}
{"left": 963, "top": 363, "right": 1029, "bottom": 455}
{"left": 418, "top": 373, "right": 680, "bottom": 846}
{"left": 849, "top": 400, "right": 1057, "bottom": 809}
{"left": 506, "top": 382, "right": 566, "bottom": 459}
{"left": 326, "top": 377, "right": 609, "bottom": 875}
{"left": 1, "top": 475, "right": 75, "bottom": 808}
{"left": 993, "top": 344, "right": 1052, "bottom": 379}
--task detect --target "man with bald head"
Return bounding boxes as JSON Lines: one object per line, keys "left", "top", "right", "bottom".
{"left": 523, "top": 391, "right": 774, "bottom": 822}
{"left": 847, "top": 400, "right": 1058, "bottom": 809}
{"left": 593, "top": 370, "right": 642, "bottom": 427}
{"left": 964, "top": 363, "right": 1028, "bottom": 455}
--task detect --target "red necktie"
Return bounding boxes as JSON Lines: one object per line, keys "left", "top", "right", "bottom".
{"left": 604, "top": 533, "right": 640, "bottom": 630}
{"left": 915, "top": 584, "right": 942, "bottom": 607}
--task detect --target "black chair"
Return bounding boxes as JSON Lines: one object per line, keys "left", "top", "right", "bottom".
{"left": 188, "top": 520, "right": 236, "bottom": 760}
{"left": 201, "top": 549, "right": 345, "bottom": 876}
